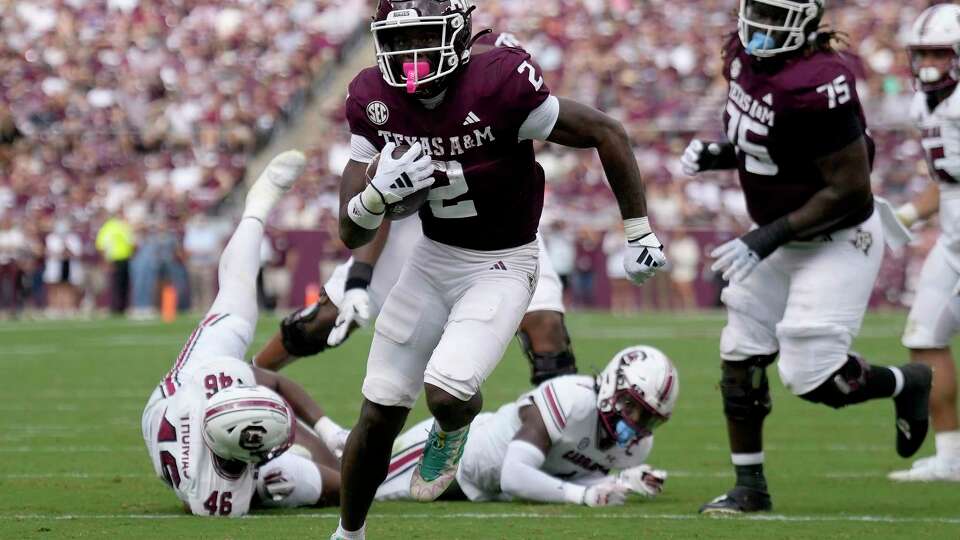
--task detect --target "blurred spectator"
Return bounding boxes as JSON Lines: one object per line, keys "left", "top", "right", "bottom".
{"left": 0, "top": 215, "right": 27, "bottom": 317}
{"left": 183, "top": 214, "right": 226, "bottom": 311}
{"left": 603, "top": 228, "right": 636, "bottom": 314}
{"left": 667, "top": 229, "right": 701, "bottom": 310}
{"left": 43, "top": 220, "right": 84, "bottom": 317}
{"left": 95, "top": 211, "right": 136, "bottom": 314}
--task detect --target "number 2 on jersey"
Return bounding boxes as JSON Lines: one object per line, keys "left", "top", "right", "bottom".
{"left": 428, "top": 160, "right": 478, "bottom": 219}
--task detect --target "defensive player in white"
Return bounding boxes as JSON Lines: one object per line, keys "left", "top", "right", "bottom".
{"left": 374, "top": 345, "right": 675, "bottom": 506}
{"left": 140, "top": 152, "right": 347, "bottom": 516}
{"left": 889, "top": 4, "right": 960, "bottom": 482}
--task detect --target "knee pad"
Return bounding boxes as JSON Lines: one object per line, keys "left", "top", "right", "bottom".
{"left": 517, "top": 313, "right": 577, "bottom": 386}
{"left": 280, "top": 292, "right": 338, "bottom": 357}
{"left": 799, "top": 354, "right": 871, "bottom": 409}
{"left": 720, "top": 354, "right": 777, "bottom": 422}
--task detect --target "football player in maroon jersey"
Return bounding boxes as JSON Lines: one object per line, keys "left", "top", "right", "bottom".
{"left": 680, "top": 0, "right": 933, "bottom": 514}
{"left": 252, "top": 32, "right": 577, "bottom": 405}
{"left": 331, "top": 1, "right": 665, "bottom": 537}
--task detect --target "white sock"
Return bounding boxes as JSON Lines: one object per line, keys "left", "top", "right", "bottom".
{"left": 731, "top": 452, "right": 765, "bottom": 466}
{"left": 935, "top": 431, "right": 960, "bottom": 460}
{"left": 335, "top": 520, "right": 365, "bottom": 540}
{"left": 207, "top": 218, "right": 264, "bottom": 324}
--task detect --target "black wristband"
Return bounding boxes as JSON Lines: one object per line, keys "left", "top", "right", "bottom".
{"left": 741, "top": 216, "right": 794, "bottom": 259}
{"left": 345, "top": 261, "right": 374, "bottom": 290}
{"left": 700, "top": 142, "right": 738, "bottom": 171}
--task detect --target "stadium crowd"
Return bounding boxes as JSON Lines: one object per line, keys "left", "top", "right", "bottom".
{"left": 0, "top": 0, "right": 364, "bottom": 317}
{"left": 0, "top": 0, "right": 943, "bottom": 317}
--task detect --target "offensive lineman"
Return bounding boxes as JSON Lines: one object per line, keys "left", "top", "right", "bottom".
{"left": 889, "top": 4, "right": 960, "bottom": 482}
{"left": 375, "top": 346, "right": 676, "bottom": 507}
{"left": 333, "top": 1, "right": 666, "bottom": 538}
{"left": 253, "top": 33, "right": 577, "bottom": 388}
{"left": 680, "top": 0, "right": 932, "bottom": 513}
{"left": 141, "top": 152, "right": 346, "bottom": 516}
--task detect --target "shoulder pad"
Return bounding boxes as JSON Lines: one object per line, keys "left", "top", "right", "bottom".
{"left": 526, "top": 375, "right": 596, "bottom": 440}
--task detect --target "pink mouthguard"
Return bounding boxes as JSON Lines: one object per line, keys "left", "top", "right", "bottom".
{"left": 404, "top": 61, "right": 430, "bottom": 94}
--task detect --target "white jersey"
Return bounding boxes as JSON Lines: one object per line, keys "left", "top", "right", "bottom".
{"left": 141, "top": 314, "right": 259, "bottom": 517}
{"left": 911, "top": 89, "right": 960, "bottom": 267}
{"left": 456, "top": 375, "right": 652, "bottom": 501}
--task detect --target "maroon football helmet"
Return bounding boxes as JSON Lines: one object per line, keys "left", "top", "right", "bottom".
{"left": 371, "top": 0, "right": 476, "bottom": 97}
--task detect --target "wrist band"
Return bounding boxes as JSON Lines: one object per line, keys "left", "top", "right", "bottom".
{"left": 345, "top": 262, "right": 373, "bottom": 290}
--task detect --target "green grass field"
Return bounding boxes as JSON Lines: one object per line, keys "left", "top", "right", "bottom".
{"left": 1, "top": 311, "right": 958, "bottom": 539}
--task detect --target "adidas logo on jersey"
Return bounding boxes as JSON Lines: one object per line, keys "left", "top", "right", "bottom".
{"left": 490, "top": 260, "right": 507, "bottom": 271}
{"left": 462, "top": 112, "right": 481, "bottom": 126}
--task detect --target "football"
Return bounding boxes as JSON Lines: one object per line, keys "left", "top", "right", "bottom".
{"left": 366, "top": 144, "right": 431, "bottom": 220}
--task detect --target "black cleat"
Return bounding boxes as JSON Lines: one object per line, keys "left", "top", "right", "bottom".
{"left": 894, "top": 363, "right": 933, "bottom": 458}
{"left": 699, "top": 486, "right": 772, "bottom": 515}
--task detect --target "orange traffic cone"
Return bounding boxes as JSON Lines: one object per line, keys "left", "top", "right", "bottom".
{"left": 161, "top": 284, "right": 177, "bottom": 323}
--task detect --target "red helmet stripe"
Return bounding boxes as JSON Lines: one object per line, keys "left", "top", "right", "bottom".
{"left": 204, "top": 399, "right": 289, "bottom": 421}
{"left": 658, "top": 370, "right": 675, "bottom": 403}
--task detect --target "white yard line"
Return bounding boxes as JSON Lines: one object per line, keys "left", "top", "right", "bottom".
{"left": 0, "top": 512, "right": 957, "bottom": 524}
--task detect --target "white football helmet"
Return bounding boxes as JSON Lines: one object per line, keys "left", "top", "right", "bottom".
{"left": 597, "top": 345, "right": 679, "bottom": 442}
{"left": 906, "top": 4, "right": 960, "bottom": 92}
{"left": 738, "top": 0, "right": 825, "bottom": 58}
{"left": 202, "top": 384, "right": 294, "bottom": 464}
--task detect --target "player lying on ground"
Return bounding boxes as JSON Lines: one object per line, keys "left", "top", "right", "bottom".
{"left": 680, "top": 0, "right": 932, "bottom": 514}
{"left": 374, "top": 345, "right": 676, "bottom": 506}
{"left": 887, "top": 4, "right": 960, "bottom": 483}
{"left": 332, "top": 1, "right": 666, "bottom": 538}
{"left": 140, "top": 152, "right": 348, "bottom": 516}
{"left": 253, "top": 33, "right": 577, "bottom": 388}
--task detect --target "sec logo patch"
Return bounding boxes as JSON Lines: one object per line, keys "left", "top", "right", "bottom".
{"left": 730, "top": 58, "right": 742, "bottom": 80}
{"left": 367, "top": 101, "right": 389, "bottom": 125}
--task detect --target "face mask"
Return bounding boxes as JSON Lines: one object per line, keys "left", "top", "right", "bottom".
{"left": 747, "top": 32, "right": 777, "bottom": 55}
{"left": 615, "top": 419, "right": 637, "bottom": 448}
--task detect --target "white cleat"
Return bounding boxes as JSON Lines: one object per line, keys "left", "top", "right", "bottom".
{"left": 888, "top": 455, "right": 960, "bottom": 482}
{"left": 243, "top": 150, "right": 307, "bottom": 221}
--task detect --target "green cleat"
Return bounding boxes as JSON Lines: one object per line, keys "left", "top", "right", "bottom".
{"left": 409, "top": 422, "right": 469, "bottom": 501}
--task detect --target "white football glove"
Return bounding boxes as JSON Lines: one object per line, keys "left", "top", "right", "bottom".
{"left": 327, "top": 287, "right": 371, "bottom": 347}
{"left": 623, "top": 217, "right": 667, "bottom": 285}
{"left": 710, "top": 238, "right": 760, "bottom": 282}
{"left": 261, "top": 469, "right": 295, "bottom": 502}
{"left": 367, "top": 141, "right": 435, "bottom": 207}
{"left": 581, "top": 479, "right": 630, "bottom": 507}
{"left": 617, "top": 465, "right": 667, "bottom": 498}
{"left": 680, "top": 139, "right": 724, "bottom": 176}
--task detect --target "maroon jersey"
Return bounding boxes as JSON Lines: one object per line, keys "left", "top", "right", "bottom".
{"left": 346, "top": 46, "right": 551, "bottom": 250}
{"left": 721, "top": 37, "right": 874, "bottom": 231}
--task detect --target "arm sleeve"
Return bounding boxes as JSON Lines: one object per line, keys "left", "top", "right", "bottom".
{"left": 518, "top": 95, "right": 560, "bottom": 141}
{"left": 350, "top": 134, "right": 378, "bottom": 164}
{"left": 500, "top": 439, "right": 585, "bottom": 504}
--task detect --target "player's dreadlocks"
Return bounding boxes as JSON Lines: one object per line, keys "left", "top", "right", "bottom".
{"left": 808, "top": 26, "right": 849, "bottom": 54}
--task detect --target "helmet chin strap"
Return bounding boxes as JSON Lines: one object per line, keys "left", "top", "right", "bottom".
{"left": 919, "top": 66, "right": 945, "bottom": 83}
